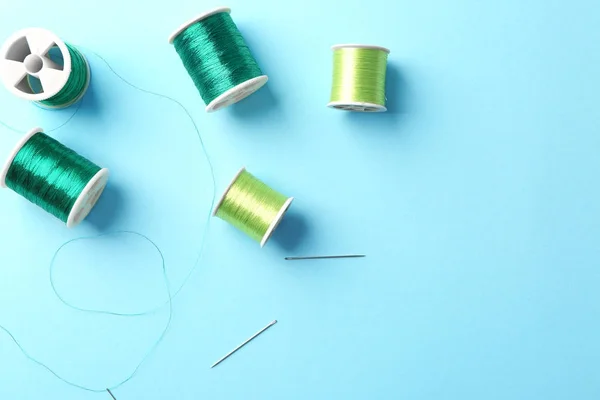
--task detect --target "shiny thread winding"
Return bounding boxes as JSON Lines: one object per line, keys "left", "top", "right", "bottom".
{"left": 1, "top": 128, "right": 108, "bottom": 227}
{"left": 37, "top": 44, "right": 90, "bottom": 108}
{"left": 329, "top": 44, "right": 390, "bottom": 112}
{"left": 213, "top": 168, "right": 293, "bottom": 247}
{"left": 169, "top": 8, "right": 268, "bottom": 112}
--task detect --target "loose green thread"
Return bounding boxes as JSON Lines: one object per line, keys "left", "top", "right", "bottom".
{"left": 215, "top": 169, "right": 289, "bottom": 243}
{"left": 0, "top": 52, "right": 218, "bottom": 394}
{"left": 330, "top": 46, "right": 388, "bottom": 109}
{"left": 1, "top": 231, "right": 172, "bottom": 393}
{"left": 5, "top": 131, "right": 100, "bottom": 222}
{"left": 172, "top": 11, "right": 263, "bottom": 106}
{"left": 37, "top": 44, "right": 89, "bottom": 108}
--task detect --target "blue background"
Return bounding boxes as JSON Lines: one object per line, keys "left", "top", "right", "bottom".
{"left": 0, "top": 0, "right": 599, "bottom": 399}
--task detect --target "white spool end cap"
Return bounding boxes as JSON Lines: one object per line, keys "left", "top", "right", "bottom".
{"left": 0, "top": 28, "right": 77, "bottom": 103}
{"left": 212, "top": 166, "right": 246, "bottom": 218}
{"left": 168, "top": 7, "right": 232, "bottom": 43}
{"left": 331, "top": 44, "right": 390, "bottom": 54}
{"left": 260, "top": 196, "right": 293, "bottom": 247}
{"left": 206, "top": 75, "right": 268, "bottom": 112}
{"left": 327, "top": 101, "right": 387, "bottom": 113}
{"left": 328, "top": 44, "right": 390, "bottom": 113}
{"left": 213, "top": 167, "right": 293, "bottom": 247}
{"left": 0, "top": 127, "right": 43, "bottom": 188}
{"left": 67, "top": 167, "right": 109, "bottom": 228}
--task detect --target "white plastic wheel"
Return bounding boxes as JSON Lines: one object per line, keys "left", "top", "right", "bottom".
{"left": 67, "top": 167, "right": 109, "bottom": 228}
{"left": 260, "top": 197, "right": 293, "bottom": 247}
{"left": 1, "top": 28, "right": 68, "bottom": 101}
{"left": 331, "top": 44, "right": 390, "bottom": 54}
{"left": 213, "top": 166, "right": 247, "bottom": 217}
{"left": 206, "top": 75, "right": 268, "bottom": 112}
{"left": 327, "top": 100, "right": 387, "bottom": 112}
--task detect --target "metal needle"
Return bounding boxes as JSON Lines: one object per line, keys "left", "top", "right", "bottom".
{"left": 106, "top": 389, "right": 117, "bottom": 400}
{"left": 211, "top": 320, "right": 278, "bottom": 368}
{"left": 285, "top": 255, "right": 366, "bottom": 261}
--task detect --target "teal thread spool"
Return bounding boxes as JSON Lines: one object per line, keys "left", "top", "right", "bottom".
{"left": 213, "top": 168, "right": 293, "bottom": 247}
{"left": 0, "top": 28, "right": 91, "bottom": 109}
{"left": 168, "top": 7, "right": 268, "bottom": 112}
{"left": 0, "top": 128, "right": 109, "bottom": 227}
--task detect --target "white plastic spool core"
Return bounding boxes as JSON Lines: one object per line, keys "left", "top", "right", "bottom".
{"left": 327, "top": 44, "right": 390, "bottom": 113}
{"left": 213, "top": 167, "right": 294, "bottom": 247}
{"left": 168, "top": 7, "right": 269, "bottom": 113}
{"left": 0, "top": 127, "right": 109, "bottom": 228}
{"left": 0, "top": 27, "right": 90, "bottom": 109}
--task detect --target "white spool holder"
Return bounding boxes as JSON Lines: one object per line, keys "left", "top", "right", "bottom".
{"left": 213, "top": 167, "right": 294, "bottom": 247}
{"left": 327, "top": 44, "right": 390, "bottom": 113}
{"left": 0, "top": 128, "right": 109, "bottom": 228}
{"left": 0, "top": 28, "right": 90, "bottom": 109}
{"left": 168, "top": 7, "right": 269, "bottom": 113}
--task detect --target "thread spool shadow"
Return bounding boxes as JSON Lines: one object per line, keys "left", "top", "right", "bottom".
{"left": 270, "top": 210, "right": 310, "bottom": 253}
{"left": 229, "top": 83, "right": 279, "bottom": 119}
{"left": 345, "top": 62, "right": 409, "bottom": 127}
{"left": 75, "top": 77, "right": 101, "bottom": 117}
{"left": 85, "top": 183, "right": 124, "bottom": 232}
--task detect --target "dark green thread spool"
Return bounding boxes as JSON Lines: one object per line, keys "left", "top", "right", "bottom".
{"left": 168, "top": 7, "right": 268, "bottom": 112}
{"left": 0, "top": 128, "right": 109, "bottom": 227}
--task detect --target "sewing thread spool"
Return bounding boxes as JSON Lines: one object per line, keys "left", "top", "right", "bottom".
{"left": 328, "top": 44, "right": 390, "bottom": 112}
{"left": 168, "top": 7, "right": 268, "bottom": 112}
{"left": 0, "top": 128, "right": 108, "bottom": 227}
{"left": 0, "top": 28, "right": 91, "bottom": 109}
{"left": 213, "top": 168, "right": 293, "bottom": 247}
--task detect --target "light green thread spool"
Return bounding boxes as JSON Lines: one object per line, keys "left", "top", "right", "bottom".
{"left": 168, "top": 7, "right": 268, "bottom": 112}
{"left": 328, "top": 44, "right": 390, "bottom": 112}
{"left": 0, "top": 128, "right": 109, "bottom": 227}
{"left": 213, "top": 167, "right": 294, "bottom": 247}
{"left": 0, "top": 28, "right": 91, "bottom": 109}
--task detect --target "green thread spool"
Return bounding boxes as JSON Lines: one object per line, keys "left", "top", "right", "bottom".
{"left": 328, "top": 44, "right": 390, "bottom": 112}
{"left": 0, "top": 128, "right": 109, "bottom": 227}
{"left": 0, "top": 28, "right": 91, "bottom": 109}
{"left": 168, "top": 7, "right": 268, "bottom": 112}
{"left": 213, "top": 168, "right": 293, "bottom": 247}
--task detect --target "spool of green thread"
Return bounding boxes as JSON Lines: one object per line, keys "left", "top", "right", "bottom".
{"left": 0, "top": 28, "right": 91, "bottom": 109}
{"left": 0, "top": 128, "right": 109, "bottom": 227}
{"left": 168, "top": 7, "right": 268, "bottom": 112}
{"left": 213, "top": 168, "right": 294, "bottom": 247}
{"left": 328, "top": 44, "right": 390, "bottom": 112}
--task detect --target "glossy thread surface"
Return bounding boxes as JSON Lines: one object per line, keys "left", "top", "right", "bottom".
{"left": 37, "top": 44, "right": 88, "bottom": 108}
{"left": 215, "top": 170, "right": 287, "bottom": 243}
{"left": 6, "top": 132, "right": 100, "bottom": 222}
{"left": 172, "top": 11, "right": 263, "bottom": 105}
{"left": 330, "top": 47, "right": 388, "bottom": 106}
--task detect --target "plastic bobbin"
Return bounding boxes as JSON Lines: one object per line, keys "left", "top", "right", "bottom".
{"left": 0, "top": 127, "right": 109, "bottom": 228}
{"left": 213, "top": 167, "right": 294, "bottom": 247}
{"left": 0, "top": 28, "right": 91, "bottom": 109}
{"left": 168, "top": 7, "right": 269, "bottom": 113}
{"left": 67, "top": 166, "right": 109, "bottom": 228}
{"left": 328, "top": 44, "right": 390, "bottom": 113}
